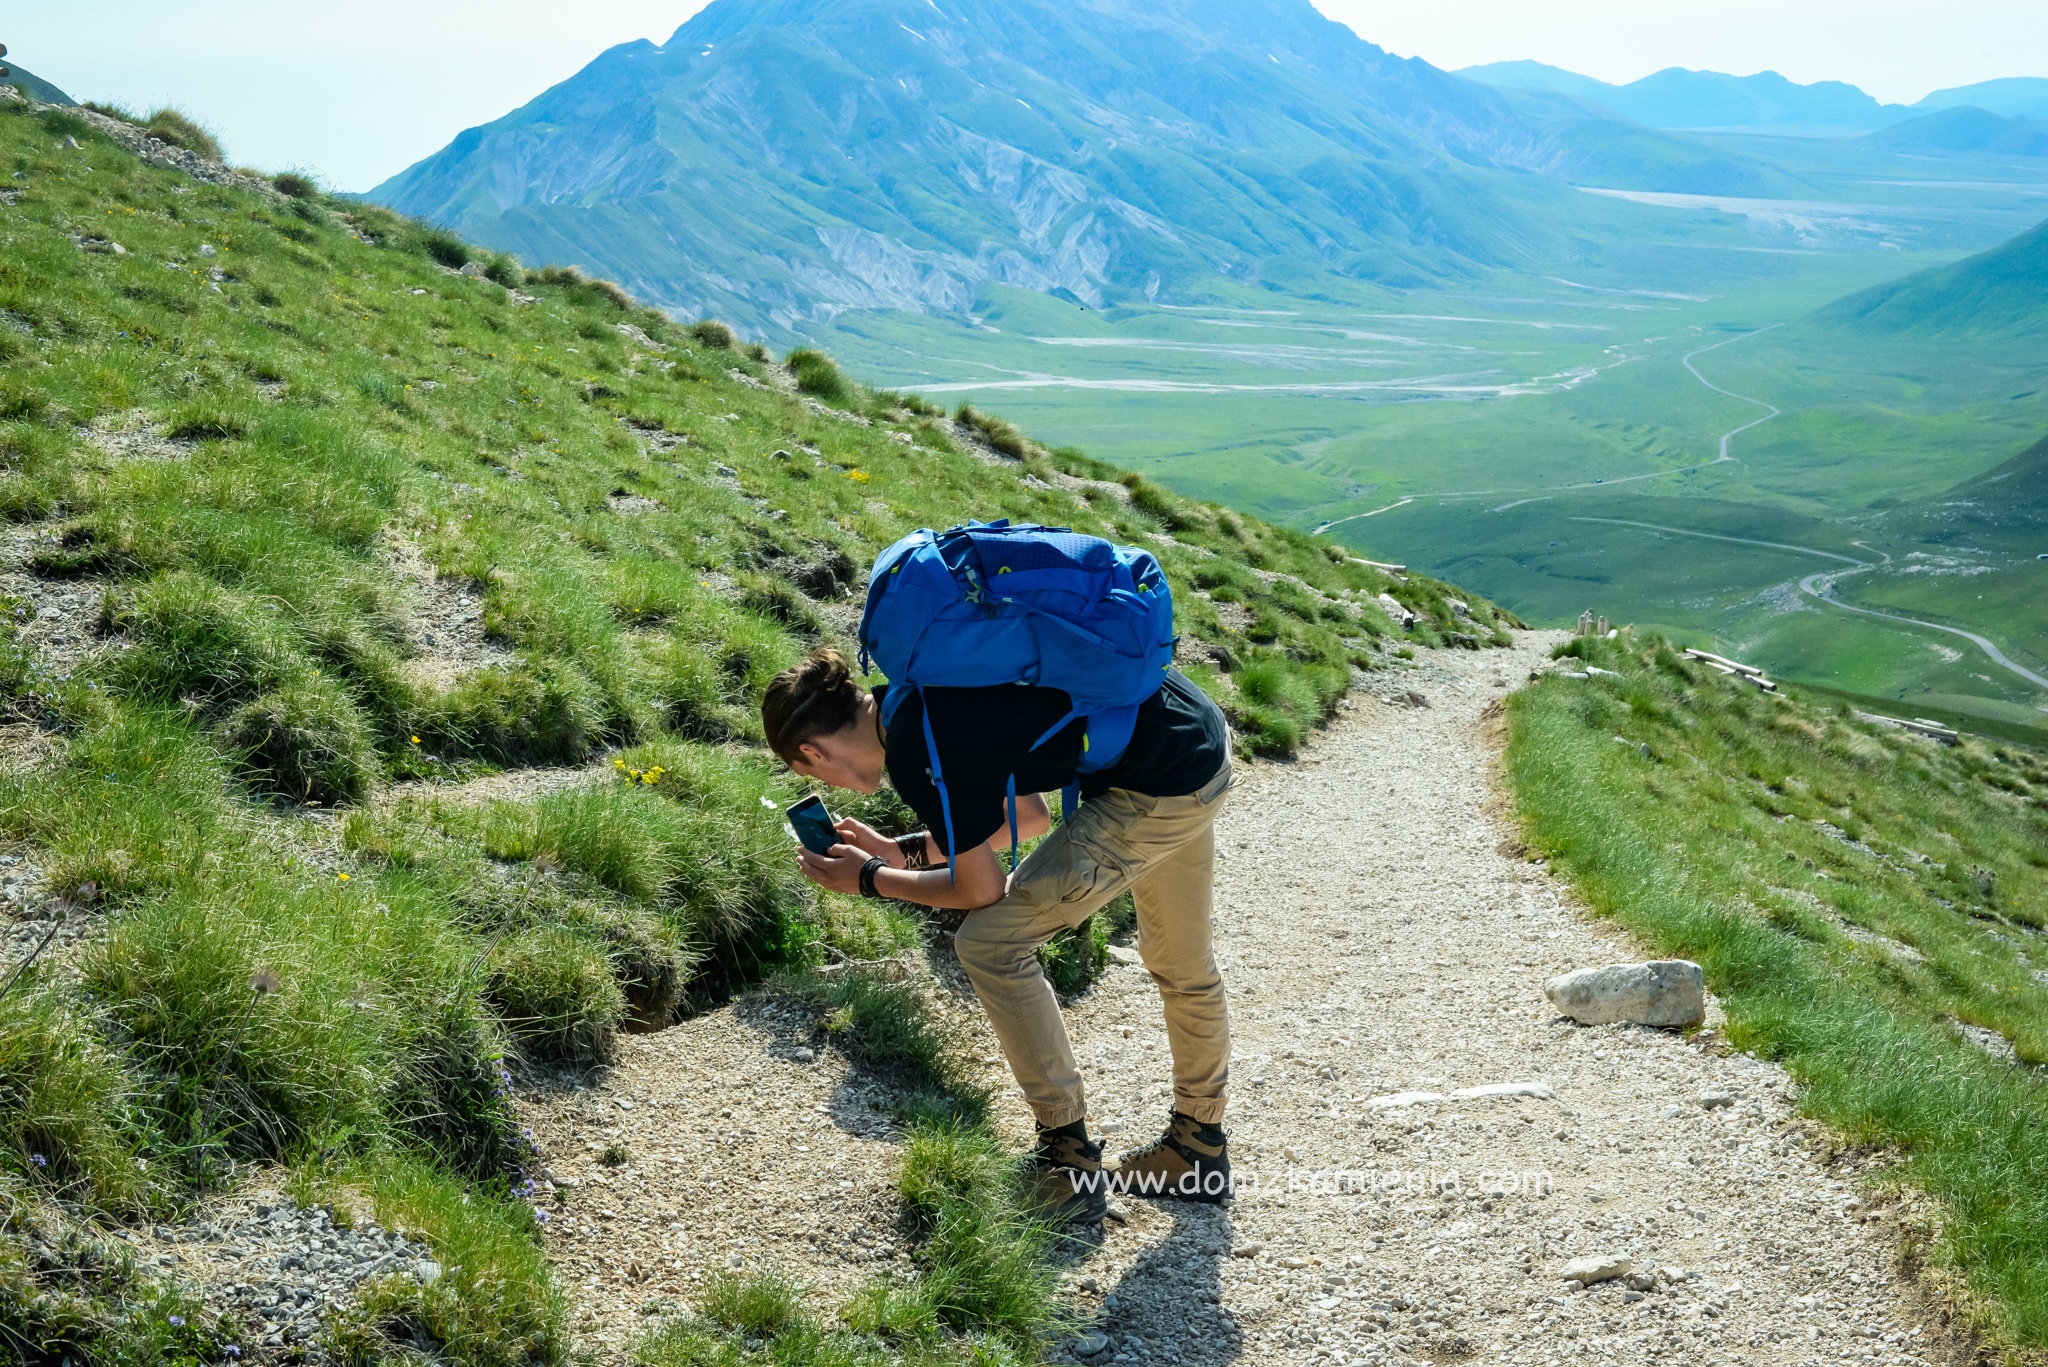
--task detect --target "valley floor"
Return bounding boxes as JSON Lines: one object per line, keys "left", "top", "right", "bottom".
{"left": 544, "top": 635, "right": 1957, "bottom": 1367}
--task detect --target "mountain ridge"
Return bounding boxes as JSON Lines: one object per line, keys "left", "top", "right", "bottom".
{"left": 0, "top": 61, "right": 72, "bottom": 107}
{"left": 1459, "top": 59, "right": 1913, "bottom": 134}
{"left": 368, "top": 0, "right": 1780, "bottom": 332}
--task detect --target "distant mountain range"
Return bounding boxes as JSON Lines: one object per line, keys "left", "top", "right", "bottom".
{"left": 368, "top": 0, "right": 1793, "bottom": 330}
{"left": 1459, "top": 61, "right": 1911, "bottom": 135}
{"left": 1460, "top": 63, "right": 2048, "bottom": 138}
{"left": 1, "top": 63, "right": 73, "bottom": 106}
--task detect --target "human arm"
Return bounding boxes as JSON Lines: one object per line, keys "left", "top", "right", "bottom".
{"left": 798, "top": 839, "right": 1008, "bottom": 910}
{"left": 828, "top": 791, "right": 1051, "bottom": 869}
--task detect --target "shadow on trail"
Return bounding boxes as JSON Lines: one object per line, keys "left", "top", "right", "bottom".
{"left": 1095, "top": 1202, "right": 1242, "bottom": 1365}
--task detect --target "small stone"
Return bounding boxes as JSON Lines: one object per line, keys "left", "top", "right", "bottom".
{"left": 1231, "top": 1242, "right": 1264, "bottom": 1258}
{"left": 1544, "top": 961, "right": 1705, "bottom": 1028}
{"left": 1074, "top": 1330, "right": 1111, "bottom": 1358}
{"left": 1104, "top": 1200, "right": 1130, "bottom": 1224}
{"left": 1561, "top": 1254, "right": 1632, "bottom": 1287}
{"left": 791, "top": 1046, "right": 816, "bottom": 1062}
{"left": 1106, "top": 946, "right": 1142, "bottom": 966}
{"left": 199, "top": 243, "right": 217, "bottom": 257}
{"left": 1700, "top": 1089, "right": 1736, "bottom": 1110}
{"left": 1660, "top": 1104, "right": 1685, "bottom": 1119}
{"left": 1280, "top": 1256, "right": 1311, "bottom": 1269}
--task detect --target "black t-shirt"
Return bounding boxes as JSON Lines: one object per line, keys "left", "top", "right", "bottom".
{"left": 883, "top": 670, "right": 1228, "bottom": 857}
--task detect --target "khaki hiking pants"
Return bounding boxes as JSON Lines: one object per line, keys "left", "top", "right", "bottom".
{"left": 954, "top": 760, "right": 1234, "bottom": 1129}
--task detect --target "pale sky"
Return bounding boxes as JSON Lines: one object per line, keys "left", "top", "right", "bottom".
{"left": 10, "top": 1, "right": 2047, "bottom": 192}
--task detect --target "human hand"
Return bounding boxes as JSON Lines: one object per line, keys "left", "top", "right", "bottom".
{"left": 799, "top": 843, "right": 869, "bottom": 895}
{"left": 832, "top": 817, "right": 896, "bottom": 863}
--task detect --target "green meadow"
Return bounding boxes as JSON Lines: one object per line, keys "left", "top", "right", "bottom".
{"left": 822, "top": 155, "right": 2048, "bottom": 732}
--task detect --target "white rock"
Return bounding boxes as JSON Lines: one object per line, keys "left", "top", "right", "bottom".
{"left": 1105, "top": 945, "right": 1142, "bottom": 966}
{"left": 1562, "top": 1253, "right": 1632, "bottom": 1286}
{"left": 1376, "top": 593, "right": 1418, "bottom": 629}
{"left": 1367, "top": 1091, "right": 1447, "bottom": 1109}
{"left": 1545, "top": 961, "right": 1705, "bottom": 1028}
{"left": 1449, "top": 1081, "right": 1555, "bottom": 1102}
{"left": 1700, "top": 1089, "right": 1736, "bottom": 1110}
{"left": 1074, "top": 1330, "right": 1110, "bottom": 1357}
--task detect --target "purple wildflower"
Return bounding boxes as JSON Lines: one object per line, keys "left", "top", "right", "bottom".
{"left": 169, "top": 1315, "right": 185, "bottom": 1327}
{"left": 29, "top": 1153, "right": 45, "bottom": 1168}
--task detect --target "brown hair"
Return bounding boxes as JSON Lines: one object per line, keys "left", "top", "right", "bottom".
{"left": 761, "top": 647, "right": 866, "bottom": 764}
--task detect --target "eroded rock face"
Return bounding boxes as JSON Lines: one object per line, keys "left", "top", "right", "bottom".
{"left": 1545, "top": 960, "right": 1706, "bottom": 1028}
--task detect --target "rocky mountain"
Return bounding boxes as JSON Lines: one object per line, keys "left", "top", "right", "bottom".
{"left": 1462, "top": 60, "right": 1912, "bottom": 135}
{"left": 368, "top": 0, "right": 1754, "bottom": 331}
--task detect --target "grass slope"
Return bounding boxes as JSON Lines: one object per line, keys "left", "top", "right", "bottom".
{"left": 0, "top": 95, "right": 1506, "bottom": 1363}
{"left": 1510, "top": 632, "right": 2048, "bottom": 1351}
{"left": 1810, "top": 215, "right": 2048, "bottom": 339}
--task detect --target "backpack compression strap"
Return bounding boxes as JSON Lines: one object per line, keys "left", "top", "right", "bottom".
{"left": 918, "top": 689, "right": 961, "bottom": 885}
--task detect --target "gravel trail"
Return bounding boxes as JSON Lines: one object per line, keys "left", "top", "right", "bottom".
{"left": 537, "top": 633, "right": 1959, "bottom": 1366}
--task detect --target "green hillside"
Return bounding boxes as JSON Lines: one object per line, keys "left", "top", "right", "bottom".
{"left": 1944, "top": 432, "right": 2048, "bottom": 519}
{"left": 0, "top": 92, "right": 1504, "bottom": 1365}
{"left": 1811, "top": 214, "right": 2048, "bottom": 338}
{"left": 1511, "top": 633, "right": 2048, "bottom": 1351}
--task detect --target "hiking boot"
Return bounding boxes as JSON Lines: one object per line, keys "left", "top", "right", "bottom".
{"left": 1107, "top": 1112, "right": 1231, "bottom": 1203}
{"left": 1026, "top": 1122, "right": 1109, "bottom": 1225}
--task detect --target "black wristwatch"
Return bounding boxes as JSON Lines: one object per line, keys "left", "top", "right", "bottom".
{"left": 858, "top": 856, "right": 888, "bottom": 899}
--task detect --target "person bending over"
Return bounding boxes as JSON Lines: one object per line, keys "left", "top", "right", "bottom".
{"left": 762, "top": 648, "right": 1236, "bottom": 1221}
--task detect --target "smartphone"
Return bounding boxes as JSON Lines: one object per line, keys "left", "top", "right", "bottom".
{"left": 786, "top": 795, "right": 841, "bottom": 856}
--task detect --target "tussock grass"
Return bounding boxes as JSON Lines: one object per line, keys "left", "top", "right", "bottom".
{"left": 337, "top": 1155, "right": 568, "bottom": 1367}
{"left": 1511, "top": 633, "right": 2048, "bottom": 1349}
{"left": 222, "top": 675, "right": 379, "bottom": 804}
{"left": 0, "top": 990, "right": 141, "bottom": 1206}
{"left": 786, "top": 349, "right": 854, "bottom": 406}
{"left": 486, "top": 926, "right": 626, "bottom": 1064}
{"left": 141, "top": 107, "right": 223, "bottom": 161}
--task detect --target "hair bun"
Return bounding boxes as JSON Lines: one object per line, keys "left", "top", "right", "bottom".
{"left": 800, "top": 648, "right": 853, "bottom": 691}
{"left": 762, "top": 646, "right": 866, "bottom": 764}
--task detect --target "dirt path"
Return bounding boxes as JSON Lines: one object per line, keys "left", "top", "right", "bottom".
{"left": 539, "top": 633, "right": 1952, "bottom": 1367}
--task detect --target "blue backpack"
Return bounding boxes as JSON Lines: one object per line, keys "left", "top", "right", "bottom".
{"left": 857, "top": 520, "right": 1177, "bottom": 867}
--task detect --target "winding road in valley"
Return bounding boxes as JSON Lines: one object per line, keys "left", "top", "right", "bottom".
{"left": 1567, "top": 517, "right": 2048, "bottom": 692}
